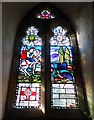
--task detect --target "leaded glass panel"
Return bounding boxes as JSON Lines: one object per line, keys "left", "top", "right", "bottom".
{"left": 50, "top": 26, "right": 78, "bottom": 109}
{"left": 14, "top": 26, "right": 42, "bottom": 109}
{"left": 37, "top": 9, "right": 55, "bottom": 19}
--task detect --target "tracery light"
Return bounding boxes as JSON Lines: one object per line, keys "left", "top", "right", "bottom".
{"left": 37, "top": 9, "right": 55, "bottom": 19}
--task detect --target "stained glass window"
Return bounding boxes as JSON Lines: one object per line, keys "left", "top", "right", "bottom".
{"left": 37, "top": 9, "right": 55, "bottom": 19}
{"left": 14, "top": 26, "right": 42, "bottom": 108}
{"left": 50, "top": 26, "right": 78, "bottom": 109}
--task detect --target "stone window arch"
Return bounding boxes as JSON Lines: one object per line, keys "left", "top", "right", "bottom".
{"left": 3, "top": 3, "right": 89, "bottom": 120}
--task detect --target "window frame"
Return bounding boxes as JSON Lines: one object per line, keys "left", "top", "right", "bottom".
{"left": 3, "top": 2, "right": 89, "bottom": 120}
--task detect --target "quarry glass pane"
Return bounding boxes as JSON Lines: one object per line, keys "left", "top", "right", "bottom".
{"left": 50, "top": 26, "right": 78, "bottom": 109}
{"left": 14, "top": 26, "right": 42, "bottom": 108}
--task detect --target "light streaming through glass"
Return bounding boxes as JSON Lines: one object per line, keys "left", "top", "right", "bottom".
{"left": 50, "top": 26, "right": 78, "bottom": 109}
{"left": 14, "top": 26, "right": 42, "bottom": 108}
{"left": 37, "top": 9, "right": 55, "bottom": 19}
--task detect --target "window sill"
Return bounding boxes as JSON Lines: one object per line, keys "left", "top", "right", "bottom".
{"left": 2, "top": 109, "right": 92, "bottom": 120}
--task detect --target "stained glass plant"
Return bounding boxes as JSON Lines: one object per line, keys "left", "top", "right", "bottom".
{"left": 50, "top": 26, "right": 78, "bottom": 109}
{"left": 14, "top": 26, "right": 42, "bottom": 108}
{"left": 37, "top": 9, "right": 55, "bottom": 19}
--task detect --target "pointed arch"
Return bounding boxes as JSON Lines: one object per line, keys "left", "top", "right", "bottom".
{"left": 3, "top": 2, "right": 88, "bottom": 120}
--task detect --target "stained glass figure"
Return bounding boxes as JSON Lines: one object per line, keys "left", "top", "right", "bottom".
{"left": 18, "top": 26, "right": 42, "bottom": 83}
{"left": 50, "top": 26, "right": 78, "bottom": 109}
{"left": 37, "top": 9, "right": 55, "bottom": 19}
{"left": 14, "top": 26, "right": 42, "bottom": 108}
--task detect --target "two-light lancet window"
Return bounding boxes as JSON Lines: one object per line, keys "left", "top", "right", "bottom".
{"left": 14, "top": 8, "right": 78, "bottom": 110}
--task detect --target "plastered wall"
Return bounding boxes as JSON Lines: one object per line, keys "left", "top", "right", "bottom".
{"left": 75, "top": 4, "right": 93, "bottom": 118}
{"left": 2, "top": 2, "right": 93, "bottom": 120}
{"left": 0, "top": 1, "right": 2, "bottom": 120}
